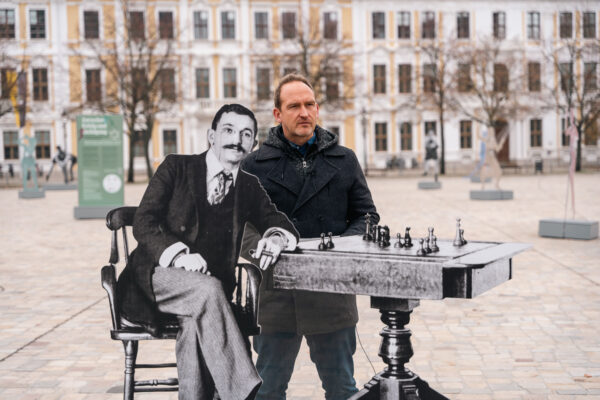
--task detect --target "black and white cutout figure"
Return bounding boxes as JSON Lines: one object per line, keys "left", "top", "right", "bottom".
{"left": 46, "top": 146, "right": 77, "bottom": 184}
{"left": 116, "top": 104, "right": 299, "bottom": 400}
{"left": 423, "top": 130, "right": 439, "bottom": 182}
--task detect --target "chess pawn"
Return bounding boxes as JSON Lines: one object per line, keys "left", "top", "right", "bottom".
{"left": 431, "top": 236, "right": 440, "bottom": 252}
{"left": 379, "top": 226, "right": 390, "bottom": 248}
{"left": 416, "top": 238, "right": 427, "bottom": 256}
{"left": 394, "top": 232, "right": 404, "bottom": 248}
{"left": 318, "top": 233, "right": 327, "bottom": 251}
{"left": 373, "top": 225, "right": 380, "bottom": 243}
{"left": 327, "top": 232, "right": 335, "bottom": 249}
{"left": 453, "top": 218, "right": 463, "bottom": 246}
{"left": 404, "top": 227, "right": 413, "bottom": 248}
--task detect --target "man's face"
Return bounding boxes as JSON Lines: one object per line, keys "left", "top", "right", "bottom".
{"left": 273, "top": 81, "right": 319, "bottom": 145}
{"left": 208, "top": 112, "right": 255, "bottom": 168}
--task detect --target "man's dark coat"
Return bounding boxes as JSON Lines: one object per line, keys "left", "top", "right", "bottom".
{"left": 241, "top": 125, "right": 379, "bottom": 335}
{"left": 117, "top": 152, "right": 298, "bottom": 333}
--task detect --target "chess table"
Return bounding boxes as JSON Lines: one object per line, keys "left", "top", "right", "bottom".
{"left": 271, "top": 235, "right": 531, "bottom": 400}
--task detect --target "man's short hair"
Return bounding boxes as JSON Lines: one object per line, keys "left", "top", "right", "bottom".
{"left": 274, "top": 73, "right": 314, "bottom": 109}
{"left": 211, "top": 104, "right": 258, "bottom": 138}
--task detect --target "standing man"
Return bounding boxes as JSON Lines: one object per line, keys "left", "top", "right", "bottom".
{"left": 423, "top": 130, "right": 439, "bottom": 182}
{"left": 242, "top": 74, "right": 379, "bottom": 400}
{"left": 117, "top": 104, "right": 299, "bottom": 400}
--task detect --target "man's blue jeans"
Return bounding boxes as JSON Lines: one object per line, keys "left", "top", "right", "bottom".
{"left": 253, "top": 326, "right": 359, "bottom": 400}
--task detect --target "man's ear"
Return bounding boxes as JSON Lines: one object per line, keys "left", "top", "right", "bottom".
{"left": 273, "top": 107, "right": 282, "bottom": 123}
{"left": 207, "top": 128, "right": 215, "bottom": 146}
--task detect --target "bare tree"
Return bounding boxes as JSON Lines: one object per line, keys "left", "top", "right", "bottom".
{"left": 75, "top": 0, "right": 178, "bottom": 182}
{"left": 416, "top": 40, "right": 460, "bottom": 175}
{"left": 0, "top": 46, "right": 28, "bottom": 120}
{"left": 250, "top": 13, "right": 356, "bottom": 113}
{"left": 453, "top": 37, "right": 529, "bottom": 153}
{"left": 546, "top": 39, "right": 600, "bottom": 171}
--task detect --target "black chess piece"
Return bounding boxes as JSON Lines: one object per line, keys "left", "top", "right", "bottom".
{"left": 327, "top": 232, "right": 335, "bottom": 249}
{"left": 416, "top": 238, "right": 427, "bottom": 256}
{"left": 459, "top": 228, "right": 467, "bottom": 245}
{"left": 394, "top": 232, "right": 404, "bottom": 248}
{"left": 379, "top": 226, "right": 390, "bottom": 248}
{"left": 363, "top": 213, "right": 372, "bottom": 241}
{"left": 404, "top": 227, "right": 413, "bottom": 248}
{"left": 431, "top": 236, "right": 440, "bottom": 252}
{"left": 318, "top": 233, "right": 327, "bottom": 251}
{"left": 373, "top": 225, "right": 380, "bottom": 243}
{"left": 425, "top": 236, "right": 432, "bottom": 253}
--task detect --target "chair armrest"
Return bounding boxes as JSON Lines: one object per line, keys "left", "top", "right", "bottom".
{"left": 237, "top": 262, "right": 262, "bottom": 332}
{"left": 101, "top": 264, "right": 120, "bottom": 330}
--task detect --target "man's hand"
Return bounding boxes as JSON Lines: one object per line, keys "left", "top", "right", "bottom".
{"left": 254, "top": 237, "right": 284, "bottom": 270}
{"left": 173, "top": 253, "right": 210, "bottom": 274}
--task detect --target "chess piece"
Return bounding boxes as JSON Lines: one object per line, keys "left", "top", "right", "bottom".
{"left": 425, "top": 236, "right": 432, "bottom": 253}
{"left": 404, "top": 227, "right": 413, "bottom": 248}
{"left": 416, "top": 238, "right": 427, "bottom": 256}
{"left": 431, "top": 236, "right": 440, "bottom": 252}
{"left": 379, "top": 226, "right": 390, "bottom": 248}
{"left": 363, "top": 213, "right": 373, "bottom": 241}
{"left": 327, "top": 232, "right": 335, "bottom": 249}
{"left": 459, "top": 228, "right": 467, "bottom": 245}
{"left": 394, "top": 233, "right": 404, "bottom": 248}
{"left": 373, "top": 225, "right": 381, "bottom": 243}
{"left": 453, "top": 218, "right": 464, "bottom": 246}
{"left": 318, "top": 233, "right": 327, "bottom": 251}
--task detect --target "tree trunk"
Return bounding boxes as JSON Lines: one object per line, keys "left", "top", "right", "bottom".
{"left": 439, "top": 111, "right": 446, "bottom": 175}
{"left": 144, "top": 135, "right": 153, "bottom": 180}
{"left": 127, "top": 133, "right": 135, "bottom": 183}
{"left": 576, "top": 128, "right": 582, "bottom": 172}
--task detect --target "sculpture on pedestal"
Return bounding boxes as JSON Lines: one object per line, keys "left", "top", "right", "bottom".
{"left": 477, "top": 127, "right": 508, "bottom": 190}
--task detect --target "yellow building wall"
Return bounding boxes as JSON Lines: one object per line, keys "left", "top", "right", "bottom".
{"left": 342, "top": 7, "right": 352, "bottom": 40}
{"left": 19, "top": 4, "right": 27, "bottom": 41}
{"left": 67, "top": 5, "right": 79, "bottom": 41}
{"left": 344, "top": 116, "right": 356, "bottom": 151}
{"left": 104, "top": 4, "right": 116, "bottom": 40}
{"left": 69, "top": 56, "right": 82, "bottom": 103}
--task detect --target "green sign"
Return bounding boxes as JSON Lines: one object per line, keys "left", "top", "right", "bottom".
{"left": 76, "top": 115, "right": 124, "bottom": 208}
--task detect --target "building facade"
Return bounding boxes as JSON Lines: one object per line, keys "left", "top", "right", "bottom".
{"left": 0, "top": 0, "right": 598, "bottom": 176}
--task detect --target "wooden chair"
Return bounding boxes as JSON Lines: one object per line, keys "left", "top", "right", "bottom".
{"left": 101, "top": 206, "right": 262, "bottom": 399}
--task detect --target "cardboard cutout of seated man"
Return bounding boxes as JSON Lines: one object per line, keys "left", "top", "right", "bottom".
{"left": 117, "top": 104, "right": 299, "bottom": 400}
{"left": 46, "top": 146, "right": 77, "bottom": 184}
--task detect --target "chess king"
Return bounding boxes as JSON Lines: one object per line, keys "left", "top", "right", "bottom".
{"left": 116, "top": 104, "right": 299, "bottom": 400}
{"left": 242, "top": 74, "right": 379, "bottom": 400}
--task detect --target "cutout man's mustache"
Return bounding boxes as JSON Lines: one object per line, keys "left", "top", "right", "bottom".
{"left": 224, "top": 144, "right": 246, "bottom": 153}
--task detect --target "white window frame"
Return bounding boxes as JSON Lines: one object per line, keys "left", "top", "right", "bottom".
{"left": 253, "top": 9, "right": 270, "bottom": 40}
{"left": 0, "top": 6, "right": 19, "bottom": 41}
{"left": 26, "top": 5, "right": 48, "bottom": 40}
{"left": 79, "top": 6, "right": 103, "bottom": 41}
{"left": 219, "top": 9, "right": 237, "bottom": 40}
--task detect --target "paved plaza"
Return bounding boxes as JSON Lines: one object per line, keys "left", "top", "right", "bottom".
{"left": 1, "top": 172, "right": 599, "bottom": 400}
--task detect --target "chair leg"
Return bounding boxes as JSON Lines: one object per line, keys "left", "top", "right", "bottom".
{"left": 123, "top": 340, "right": 138, "bottom": 400}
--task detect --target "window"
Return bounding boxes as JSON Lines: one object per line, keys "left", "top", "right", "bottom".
{"left": 397, "top": 11, "right": 410, "bottom": 39}
{"left": 329, "top": 126, "right": 340, "bottom": 136}
{"left": 83, "top": 10, "right": 99, "bottom": 39}
{"left": 160, "top": 68, "right": 176, "bottom": 101}
{"left": 493, "top": 12, "right": 506, "bottom": 39}
{"left": 373, "top": 65, "right": 386, "bottom": 94}
{"left": 425, "top": 121, "right": 436, "bottom": 136}
{"left": 132, "top": 68, "right": 146, "bottom": 100}
{"left": 493, "top": 63, "right": 508, "bottom": 92}
{"left": 32, "top": 68, "right": 48, "bottom": 101}
{"left": 133, "top": 130, "right": 146, "bottom": 157}
{"left": 400, "top": 122, "right": 412, "bottom": 150}
{"left": 129, "top": 11, "right": 145, "bottom": 40}
{"left": 559, "top": 62, "right": 573, "bottom": 93}
{"left": 585, "top": 122, "right": 598, "bottom": 146}
{"left": 195, "top": 68, "right": 209, "bottom": 98}
{"left": 159, "top": 11, "right": 174, "bottom": 39}
{"left": 323, "top": 12, "right": 338, "bottom": 40}
{"left": 3, "top": 131, "right": 19, "bottom": 159}
{"left": 398, "top": 64, "right": 411, "bottom": 93}
{"left": 325, "top": 67, "right": 339, "bottom": 101}
{"left": 281, "top": 11, "right": 296, "bottom": 39}
{"left": 29, "top": 10, "right": 46, "bottom": 39}
{"left": 372, "top": 12, "right": 385, "bottom": 39}
{"left": 559, "top": 12, "right": 572, "bottom": 39}
{"left": 34, "top": 130, "right": 50, "bottom": 159}
{"left": 163, "top": 129, "right": 177, "bottom": 156}
{"left": 85, "top": 69, "right": 101, "bottom": 102}
{"left": 0, "top": 9, "right": 16, "bottom": 39}
{"left": 457, "top": 12, "right": 469, "bottom": 39}
{"left": 375, "top": 122, "right": 387, "bottom": 151}
{"left": 423, "top": 64, "right": 436, "bottom": 93}
{"left": 422, "top": 11, "right": 435, "bottom": 39}
{"left": 221, "top": 11, "right": 235, "bottom": 39}
{"left": 460, "top": 120, "right": 472, "bottom": 149}
{"left": 527, "top": 11, "right": 540, "bottom": 40}
{"left": 584, "top": 63, "right": 597, "bottom": 92}
{"left": 256, "top": 67, "right": 270, "bottom": 100}
{"left": 528, "top": 62, "right": 541, "bottom": 92}
{"left": 530, "top": 119, "right": 542, "bottom": 147}
{"left": 1, "top": 68, "right": 16, "bottom": 99}
{"left": 194, "top": 11, "right": 208, "bottom": 39}
{"left": 583, "top": 12, "right": 596, "bottom": 39}
{"left": 223, "top": 68, "right": 236, "bottom": 98}
{"left": 458, "top": 63, "right": 471, "bottom": 92}
{"left": 254, "top": 12, "right": 268, "bottom": 39}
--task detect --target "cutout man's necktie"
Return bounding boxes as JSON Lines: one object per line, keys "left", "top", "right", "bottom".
{"left": 208, "top": 170, "right": 233, "bottom": 205}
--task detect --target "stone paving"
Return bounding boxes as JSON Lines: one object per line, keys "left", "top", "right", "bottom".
{"left": 0, "top": 172, "right": 599, "bottom": 399}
